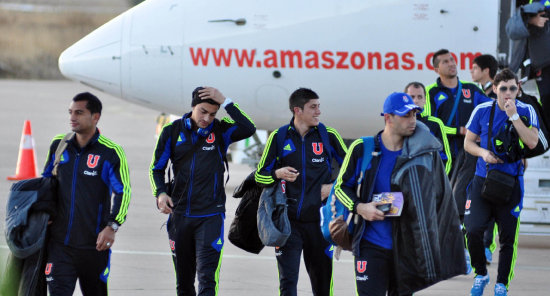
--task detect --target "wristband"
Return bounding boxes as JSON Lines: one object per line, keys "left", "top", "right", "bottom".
{"left": 221, "top": 97, "right": 233, "bottom": 108}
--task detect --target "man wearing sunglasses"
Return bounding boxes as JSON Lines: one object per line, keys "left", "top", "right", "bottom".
{"left": 463, "top": 69, "right": 539, "bottom": 296}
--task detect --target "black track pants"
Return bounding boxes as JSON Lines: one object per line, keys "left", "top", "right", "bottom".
{"left": 45, "top": 240, "right": 110, "bottom": 296}
{"left": 168, "top": 213, "right": 224, "bottom": 296}
{"left": 464, "top": 175, "right": 522, "bottom": 287}
{"left": 275, "top": 221, "right": 333, "bottom": 296}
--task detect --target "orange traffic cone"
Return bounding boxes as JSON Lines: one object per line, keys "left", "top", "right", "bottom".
{"left": 7, "top": 120, "right": 38, "bottom": 180}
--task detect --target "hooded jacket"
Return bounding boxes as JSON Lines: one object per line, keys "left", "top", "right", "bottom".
{"left": 334, "top": 122, "right": 465, "bottom": 295}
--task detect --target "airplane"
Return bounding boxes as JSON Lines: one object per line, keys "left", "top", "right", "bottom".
{"left": 58, "top": 0, "right": 550, "bottom": 226}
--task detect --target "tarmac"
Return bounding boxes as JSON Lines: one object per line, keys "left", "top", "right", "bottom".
{"left": 0, "top": 79, "right": 549, "bottom": 295}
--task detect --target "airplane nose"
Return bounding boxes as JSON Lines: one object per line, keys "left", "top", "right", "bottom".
{"left": 58, "top": 15, "right": 123, "bottom": 97}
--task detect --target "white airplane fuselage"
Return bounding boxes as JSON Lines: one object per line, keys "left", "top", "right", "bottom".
{"left": 59, "top": 0, "right": 550, "bottom": 226}
{"left": 58, "top": 0, "right": 499, "bottom": 138}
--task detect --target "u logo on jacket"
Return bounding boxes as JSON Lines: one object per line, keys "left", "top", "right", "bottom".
{"left": 462, "top": 89, "right": 471, "bottom": 99}
{"left": 356, "top": 261, "right": 367, "bottom": 273}
{"left": 86, "top": 154, "right": 101, "bottom": 169}
{"left": 206, "top": 133, "right": 215, "bottom": 144}
{"left": 312, "top": 142, "right": 323, "bottom": 155}
{"left": 45, "top": 263, "right": 53, "bottom": 275}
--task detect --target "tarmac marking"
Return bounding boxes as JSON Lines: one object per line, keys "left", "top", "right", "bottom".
{"left": 110, "top": 249, "right": 356, "bottom": 263}
{"left": 106, "top": 250, "right": 550, "bottom": 270}
{"left": 3, "top": 245, "right": 550, "bottom": 270}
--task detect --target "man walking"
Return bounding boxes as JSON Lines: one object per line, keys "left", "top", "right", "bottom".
{"left": 334, "top": 92, "right": 465, "bottom": 295}
{"left": 150, "top": 86, "right": 255, "bottom": 295}
{"left": 42, "top": 92, "right": 131, "bottom": 295}
{"left": 255, "top": 88, "right": 347, "bottom": 296}
{"left": 422, "top": 49, "right": 492, "bottom": 273}
{"left": 464, "top": 69, "right": 539, "bottom": 296}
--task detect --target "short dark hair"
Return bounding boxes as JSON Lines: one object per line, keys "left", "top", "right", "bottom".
{"left": 289, "top": 88, "right": 318, "bottom": 113}
{"left": 73, "top": 92, "right": 102, "bottom": 114}
{"left": 493, "top": 68, "right": 518, "bottom": 87}
{"left": 432, "top": 49, "right": 450, "bottom": 68}
{"left": 473, "top": 54, "right": 498, "bottom": 79}
{"left": 191, "top": 87, "right": 220, "bottom": 107}
{"left": 404, "top": 81, "right": 426, "bottom": 96}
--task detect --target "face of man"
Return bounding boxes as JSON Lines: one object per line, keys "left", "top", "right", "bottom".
{"left": 405, "top": 86, "right": 426, "bottom": 108}
{"left": 295, "top": 98, "right": 321, "bottom": 127}
{"left": 494, "top": 79, "right": 519, "bottom": 109}
{"left": 191, "top": 102, "right": 219, "bottom": 129}
{"left": 387, "top": 110, "right": 417, "bottom": 137}
{"left": 434, "top": 53, "right": 457, "bottom": 79}
{"left": 530, "top": 11, "right": 549, "bottom": 28}
{"left": 470, "top": 63, "right": 486, "bottom": 83}
{"left": 69, "top": 100, "right": 99, "bottom": 134}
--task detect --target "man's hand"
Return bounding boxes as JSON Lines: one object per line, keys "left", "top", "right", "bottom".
{"left": 96, "top": 226, "right": 115, "bottom": 251}
{"left": 503, "top": 99, "right": 518, "bottom": 117}
{"left": 528, "top": 12, "right": 549, "bottom": 28}
{"left": 275, "top": 166, "right": 300, "bottom": 182}
{"left": 198, "top": 87, "right": 226, "bottom": 105}
{"left": 158, "top": 193, "right": 174, "bottom": 214}
{"left": 482, "top": 149, "right": 504, "bottom": 164}
{"left": 321, "top": 184, "right": 332, "bottom": 201}
{"left": 356, "top": 202, "right": 385, "bottom": 221}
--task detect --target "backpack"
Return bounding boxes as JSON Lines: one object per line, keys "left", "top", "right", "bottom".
{"left": 319, "top": 136, "right": 375, "bottom": 246}
{"left": 228, "top": 171, "right": 264, "bottom": 254}
{"left": 517, "top": 93, "right": 550, "bottom": 158}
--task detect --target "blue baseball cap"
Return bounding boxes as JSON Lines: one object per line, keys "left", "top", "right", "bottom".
{"left": 381, "top": 92, "right": 423, "bottom": 116}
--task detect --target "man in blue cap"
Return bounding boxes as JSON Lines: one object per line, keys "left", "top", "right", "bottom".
{"left": 333, "top": 92, "right": 465, "bottom": 295}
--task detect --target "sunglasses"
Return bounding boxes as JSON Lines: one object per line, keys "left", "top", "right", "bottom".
{"left": 498, "top": 86, "right": 518, "bottom": 92}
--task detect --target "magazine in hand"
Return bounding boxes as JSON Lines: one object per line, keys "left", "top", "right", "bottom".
{"left": 372, "top": 192, "right": 404, "bottom": 217}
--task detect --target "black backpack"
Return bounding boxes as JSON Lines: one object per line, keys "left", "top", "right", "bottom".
{"left": 517, "top": 92, "right": 550, "bottom": 158}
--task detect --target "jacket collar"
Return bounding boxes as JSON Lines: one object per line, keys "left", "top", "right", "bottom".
{"left": 288, "top": 117, "right": 318, "bottom": 137}
{"left": 69, "top": 128, "right": 100, "bottom": 150}
{"left": 400, "top": 121, "right": 442, "bottom": 159}
{"left": 436, "top": 76, "right": 461, "bottom": 90}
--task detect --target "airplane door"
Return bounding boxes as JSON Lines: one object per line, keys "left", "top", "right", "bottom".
{"left": 121, "top": 0, "right": 185, "bottom": 114}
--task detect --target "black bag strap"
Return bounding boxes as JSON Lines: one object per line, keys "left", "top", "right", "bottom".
{"left": 485, "top": 101, "right": 497, "bottom": 172}
{"left": 485, "top": 102, "right": 521, "bottom": 175}
{"left": 213, "top": 124, "right": 230, "bottom": 185}
{"left": 275, "top": 124, "right": 290, "bottom": 165}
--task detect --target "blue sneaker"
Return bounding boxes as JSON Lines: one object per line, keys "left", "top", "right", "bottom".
{"left": 465, "top": 249, "right": 473, "bottom": 274}
{"left": 494, "top": 283, "right": 507, "bottom": 296}
{"left": 470, "top": 274, "right": 490, "bottom": 296}
{"left": 485, "top": 247, "right": 492, "bottom": 264}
